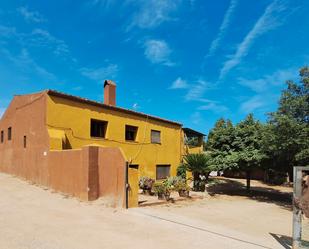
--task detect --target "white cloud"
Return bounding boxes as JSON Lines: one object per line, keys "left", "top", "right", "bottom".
{"left": 17, "top": 6, "right": 46, "bottom": 23}
{"left": 80, "top": 64, "right": 118, "bottom": 82}
{"left": 144, "top": 39, "right": 174, "bottom": 66}
{"left": 190, "top": 111, "right": 202, "bottom": 125}
{"left": 170, "top": 77, "right": 188, "bottom": 89}
{"left": 0, "top": 48, "right": 57, "bottom": 81}
{"left": 238, "top": 68, "right": 297, "bottom": 92}
{"left": 0, "top": 25, "right": 17, "bottom": 38}
{"left": 31, "top": 29, "right": 69, "bottom": 56}
{"left": 0, "top": 25, "right": 70, "bottom": 58}
{"left": 0, "top": 107, "right": 5, "bottom": 118}
{"left": 206, "top": 0, "right": 238, "bottom": 57}
{"left": 219, "top": 0, "right": 287, "bottom": 79}
{"left": 128, "top": 0, "right": 181, "bottom": 29}
{"left": 198, "top": 102, "right": 228, "bottom": 113}
{"left": 185, "top": 80, "right": 210, "bottom": 101}
{"left": 240, "top": 95, "right": 265, "bottom": 113}
{"left": 90, "top": 0, "right": 115, "bottom": 9}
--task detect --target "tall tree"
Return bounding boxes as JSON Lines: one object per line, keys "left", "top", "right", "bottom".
{"left": 267, "top": 67, "right": 309, "bottom": 180}
{"left": 207, "top": 115, "right": 264, "bottom": 190}
{"left": 206, "top": 118, "right": 235, "bottom": 170}
{"left": 231, "top": 114, "right": 265, "bottom": 190}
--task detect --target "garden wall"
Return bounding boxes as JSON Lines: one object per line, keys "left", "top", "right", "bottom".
{"left": 48, "top": 145, "right": 127, "bottom": 207}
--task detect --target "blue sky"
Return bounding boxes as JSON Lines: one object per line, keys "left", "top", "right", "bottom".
{"left": 0, "top": 0, "right": 308, "bottom": 134}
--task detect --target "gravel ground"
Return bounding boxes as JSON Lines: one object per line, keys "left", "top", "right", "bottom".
{"left": 0, "top": 173, "right": 297, "bottom": 249}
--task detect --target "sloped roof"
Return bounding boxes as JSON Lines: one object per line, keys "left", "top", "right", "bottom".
{"left": 46, "top": 90, "right": 182, "bottom": 126}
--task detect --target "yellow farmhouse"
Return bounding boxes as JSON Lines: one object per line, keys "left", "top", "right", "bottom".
{"left": 47, "top": 80, "right": 204, "bottom": 180}
{"left": 0, "top": 80, "right": 204, "bottom": 206}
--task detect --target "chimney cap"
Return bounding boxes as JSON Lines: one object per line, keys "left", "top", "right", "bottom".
{"left": 104, "top": 80, "right": 116, "bottom": 87}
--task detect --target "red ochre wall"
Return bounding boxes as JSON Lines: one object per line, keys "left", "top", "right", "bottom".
{"left": 0, "top": 92, "right": 50, "bottom": 185}
{"left": 0, "top": 93, "right": 127, "bottom": 207}
{"left": 48, "top": 146, "right": 126, "bottom": 206}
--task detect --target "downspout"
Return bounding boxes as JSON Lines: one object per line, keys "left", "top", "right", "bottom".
{"left": 125, "top": 161, "right": 129, "bottom": 209}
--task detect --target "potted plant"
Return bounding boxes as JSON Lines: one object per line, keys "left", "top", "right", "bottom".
{"left": 139, "top": 176, "right": 155, "bottom": 195}
{"left": 153, "top": 181, "right": 171, "bottom": 200}
{"left": 174, "top": 178, "right": 190, "bottom": 197}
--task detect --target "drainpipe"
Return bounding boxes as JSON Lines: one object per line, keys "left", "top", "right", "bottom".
{"left": 125, "top": 161, "right": 129, "bottom": 209}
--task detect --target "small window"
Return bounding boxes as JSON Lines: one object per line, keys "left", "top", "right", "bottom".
{"left": 129, "top": 164, "right": 139, "bottom": 169}
{"left": 23, "top": 136, "right": 27, "bottom": 148}
{"left": 151, "top": 130, "right": 161, "bottom": 144}
{"left": 125, "top": 125, "right": 138, "bottom": 141}
{"left": 8, "top": 127, "right": 12, "bottom": 141}
{"left": 156, "top": 165, "right": 170, "bottom": 180}
{"left": 1, "top": 130, "right": 3, "bottom": 143}
{"left": 90, "top": 119, "right": 107, "bottom": 138}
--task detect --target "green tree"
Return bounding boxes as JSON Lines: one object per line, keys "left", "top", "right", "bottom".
{"left": 207, "top": 115, "right": 264, "bottom": 190}
{"left": 231, "top": 114, "right": 265, "bottom": 190}
{"left": 206, "top": 118, "right": 235, "bottom": 171}
{"left": 266, "top": 67, "right": 309, "bottom": 180}
{"left": 183, "top": 153, "right": 212, "bottom": 191}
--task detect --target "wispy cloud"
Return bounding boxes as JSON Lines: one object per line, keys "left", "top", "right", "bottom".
{"left": 185, "top": 79, "right": 211, "bottom": 101}
{"left": 0, "top": 25, "right": 70, "bottom": 58}
{"left": 0, "top": 25, "right": 17, "bottom": 38}
{"left": 240, "top": 95, "right": 265, "bottom": 113}
{"left": 144, "top": 39, "right": 174, "bottom": 66}
{"left": 219, "top": 0, "right": 287, "bottom": 79}
{"left": 127, "top": 0, "right": 181, "bottom": 30}
{"left": 90, "top": 0, "right": 115, "bottom": 9}
{"left": 206, "top": 0, "right": 238, "bottom": 58}
{"left": 30, "top": 29, "right": 69, "bottom": 56}
{"left": 0, "top": 107, "right": 5, "bottom": 118}
{"left": 80, "top": 64, "right": 118, "bottom": 82}
{"left": 238, "top": 68, "right": 297, "bottom": 92}
{"left": 170, "top": 77, "right": 188, "bottom": 89}
{"left": 198, "top": 102, "right": 228, "bottom": 113}
{"left": 17, "top": 6, "right": 46, "bottom": 23}
{"left": 0, "top": 47, "right": 57, "bottom": 82}
{"left": 190, "top": 111, "right": 202, "bottom": 125}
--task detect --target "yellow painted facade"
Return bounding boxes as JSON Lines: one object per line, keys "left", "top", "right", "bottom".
{"left": 46, "top": 95, "right": 184, "bottom": 179}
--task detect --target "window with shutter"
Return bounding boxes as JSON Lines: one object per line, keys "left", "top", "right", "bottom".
{"left": 151, "top": 130, "right": 161, "bottom": 144}
{"left": 156, "top": 165, "right": 170, "bottom": 180}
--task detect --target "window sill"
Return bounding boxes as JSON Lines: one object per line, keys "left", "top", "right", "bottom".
{"left": 125, "top": 140, "right": 138, "bottom": 143}
{"left": 90, "top": 136, "right": 107, "bottom": 140}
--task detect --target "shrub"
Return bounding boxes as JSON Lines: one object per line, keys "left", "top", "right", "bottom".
{"left": 139, "top": 176, "right": 155, "bottom": 193}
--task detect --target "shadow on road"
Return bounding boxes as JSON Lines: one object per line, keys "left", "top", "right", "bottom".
{"left": 206, "top": 178, "right": 292, "bottom": 210}
{"left": 269, "top": 233, "right": 292, "bottom": 249}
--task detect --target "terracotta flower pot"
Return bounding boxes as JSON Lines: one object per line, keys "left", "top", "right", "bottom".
{"left": 178, "top": 190, "right": 189, "bottom": 197}
{"left": 158, "top": 193, "right": 165, "bottom": 200}
{"left": 164, "top": 192, "right": 171, "bottom": 201}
